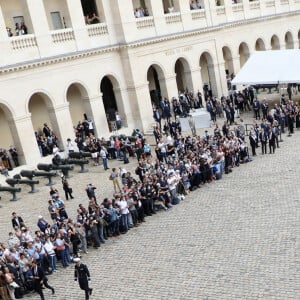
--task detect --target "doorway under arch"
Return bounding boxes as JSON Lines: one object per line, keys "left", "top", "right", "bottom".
{"left": 238, "top": 42, "right": 250, "bottom": 67}
{"left": 175, "top": 58, "right": 192, "bottom": 93}
{"left": 147, "top": 64, "right": 167, "bottom": 107}
{"left": 285, "top": 31, "right": 294, "bottom": 49}
{"left": 222, "top": 46, "right": 234, "bottom": 80}
{"left": 28, "top": 92, "right": 62, "bottom": 156}
{"left": 271, "top": 35, "right": 280, "bottom": 50}
{"left": 100, "top": 75, "right": 124, "bottom": 131}
{"left": 199, "top": 52, "right": 217, "bottom": 99}
{"left": 0, "top": 103, "right": 22, "bottom": 166}
{"left": 66, "top": 83, "right": 91, "bottom": 127}
{"left": 255, "top": 38, "right": 266, "bottom": 51}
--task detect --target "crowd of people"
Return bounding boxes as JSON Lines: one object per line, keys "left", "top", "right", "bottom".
{"left": 134, "top": 7, "right": 150, "bottom": 18}
{"left": 190, "top": 0, "right": 203, "bottom": 10}
{"left": 6, "top": 22, "right": 28, "bottom": 37}
{"left": 0, "top": 147, "right": 19, "bottom": 177}
{"left": 0, "top": 84, "right": 298, "bottom": 299}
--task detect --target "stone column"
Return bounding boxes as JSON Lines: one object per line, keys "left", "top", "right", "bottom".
{"left": 190, "top": 67, "right": 204, "bottom": 95}
{"left": 202, "top": 0, "right": 214, "bottom": 26}
{"left": 48, "top": 103, "right": 75, "bottom": 152}
{"left": 232, "top": 55, "right": 241, "bottom": 75}
{"left": 82, "top": 94, "right": 110, "bottom": 138}
{"left": 126, "top": 82, "right": 154, "bottom": 132}
{"left": 0, "top": 5, "right": 10, "bottom": 66}
{"left": 163, "top": 74, "right": 179, "bottom": 99}
{"left": 66, "top": 0, "right": 90, "bottom": 50}
{"left": 208, "top": 62, "right": 228, "bottom": 98}
{"left": 12, "top": 115, "right": 41, "bottom": 166}
{"left": 242, "top": 0, "right": 250, "bottom": 19}
{"left": 25, "top": 0, "right": 53, "bottom": 57}
{"left": 224, "top": 0, "right": 234, "bottom": 22}
{"left": 113, "top": 87, "right": 134, "bottom": 130}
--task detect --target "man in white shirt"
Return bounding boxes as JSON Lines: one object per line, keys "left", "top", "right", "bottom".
{"left": 157, "top": 139, "right": 167, "bottom": 163}
{"left": 99, "top": 146, "right": 109, "bottom": 170}
{"left": 117, "top": 195, "right": 129, "bottom": 233}
{"left": 167, "top": 172, "right": 180, "bottom": 205}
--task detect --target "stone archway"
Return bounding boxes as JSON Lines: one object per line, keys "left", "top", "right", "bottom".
{"left": 255, "top": 38, "right": 266, "bottom": 51}
{"left": 238, "top": 42, "right": 250, "bottom": 67}
{"left": 271, "top": 35, "right": 280, "bottom": 50}
{"left": 199, "top": 52, "right": 217, "bottom": 99}
{"left": 100, "top": 75, "right": 124, "bottom": 131}
{"left": 28, "top": 92, "right": 62, "bottom": 156}
{"left": 222, "top": 46, "right": 234, "bottom": 78}
{"left": 0, "top": 103, "right": 22, "bottom": 167}
{"left": 147, "top": 64, "right": 167, "bottom": 107}
{"left": 66, "top": 83, "right": 91, "bottom": 127}
{"left": 175, "top": 57, "right": 192, "bottom": 93}
{"left": 285, "top": 31, "right": 294, "bottom": 49}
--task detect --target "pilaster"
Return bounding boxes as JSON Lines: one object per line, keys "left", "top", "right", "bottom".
{"left": 203, "top": 0, "right": 214, "bottom": 26}
{"left": 66, "top": 0, "right": 90, "bottom": 50}
{"left": 48, "top": 103, "right": 75, "bottom": 151}
{"left": 126, "top": 82, "right": 154, "bottom": 132}
{"left": 0, "top": 5, "right": 10, "bottom": 66}
{"left": 164, "top": 74, "right": 179, "bottom": 99}
{"left": 224, "top": 0, "right": 234, "bottom": 22}
{"left": 12, "top": 115, "right": 41, "bottom": 165}
{"left": 242, "top": 0, "right": 250, "bottom": 19}
{"left": 190, "top": 67, "right": 204, "bottom": 96}
{"left": 232, "top": 55, "right": 241, "bottom": 76}
{"left": 85, "top": 94, "right": 110, "bottom": 138}
{"left": 25, "top": 0, "right": 53, "bottom": 57}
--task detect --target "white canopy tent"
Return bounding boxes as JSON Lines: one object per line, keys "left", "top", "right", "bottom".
{"left": 231, "top": 50, "right": 300, "bottom": 85}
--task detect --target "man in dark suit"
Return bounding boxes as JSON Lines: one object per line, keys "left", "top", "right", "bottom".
{"left": 268, "top": 129, "right": 276, "bottom": 154}
{"left": 74, "top": 258, "right": 92, "bottom": 300}
{"left": 259, "top": 128, "right": 268, "bottom": 155}
{"left": 249, "top": 131, "right": 257, "bottom": 156}
{"left": 11, "top": 212, "right": 24, "bottom": 229}
{"left": 31, "top": 260, "right": 55, "bottom": 300}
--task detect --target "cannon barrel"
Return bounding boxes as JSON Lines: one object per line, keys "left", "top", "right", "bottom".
{"left": 33, "top": 170, "right": 57, "bottom": 186}
{"left": 7, "top": 176, "right": 39, "bottom": 193}
{"left": 20, "top": 170, "right": 35, "bottom": 179}
{"left": 37, "top": 163, "right": 53, "bottom": 172}
{"left": 69, "top": 152, "right": 91, "bottom": 159}
{"left": 51, "top": 164, "right": 73, "bottom": 171}
{"left": 0, "top": 185, "right": 21, "bottom": 201}
{"left": 52, "top": 164, "right": 73, "bottom": 178}
{"left": 66, "top": 158, "right": 89, "bottom": 173}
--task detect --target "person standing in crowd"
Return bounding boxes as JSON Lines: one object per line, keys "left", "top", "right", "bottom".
{"left": 74, "top": 258, "right": 93, "bottom": 300}
{"left": 115, "top": 111, "right": 122, "bottom": 129}
{"left": 66, "top": 138, "right": 75, "bottom": 153}
{"left": 11, "top": 212, "right": 24, "bottom": 229}
{"left": 99, "top": 146, "right": 109, "bottom": 170}
{"left": 109, "top": 168, "right": 121, "bottom": 193}
{"left": 249, "top": 131, "right": 257, "bottom": 156}
{"left": 259, "top": 127, "right": 268, "bottom": 155}
{"left": 43, "top": 123, "right": 51, "bottom": 138}
{"left": 61, "top": 175, "right": 74, "bottom": 200}
{"left": 8, "top": 146, "right": 19, "bottom": 167}
{"left": 31, "top": 260, "right": 55, "bottom": 299}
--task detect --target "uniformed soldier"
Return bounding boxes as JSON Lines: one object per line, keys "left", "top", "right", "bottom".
{"left": 74, "top": 258, "right": 93, "bottom": 300}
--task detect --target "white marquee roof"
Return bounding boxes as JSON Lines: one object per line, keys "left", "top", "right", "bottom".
{"left": 231, "top": 50, "right": 300, "bottom": 85}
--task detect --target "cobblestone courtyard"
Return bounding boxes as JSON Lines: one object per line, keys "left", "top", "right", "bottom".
{"left": 0, "top": 112, "right": 299, "bottom": 299}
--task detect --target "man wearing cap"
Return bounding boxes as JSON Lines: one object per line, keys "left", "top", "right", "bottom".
{"left": 74, "top": 258, "right": 93, "bottom": 300}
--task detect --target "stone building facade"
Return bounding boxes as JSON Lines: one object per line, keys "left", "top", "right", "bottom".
{"left": 0, "top": 0, "right": 299, "bottom": 164}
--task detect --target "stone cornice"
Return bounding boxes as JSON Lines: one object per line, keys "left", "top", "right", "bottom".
{"left": 0, "top": 10, "right": 299, "bottom": 75}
